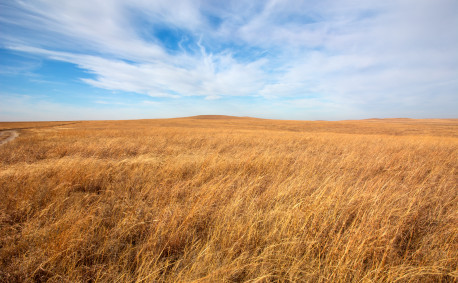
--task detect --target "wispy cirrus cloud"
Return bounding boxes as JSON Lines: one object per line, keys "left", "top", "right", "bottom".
{"left": 0, "top": 0, "right": 457, "bottom": 120}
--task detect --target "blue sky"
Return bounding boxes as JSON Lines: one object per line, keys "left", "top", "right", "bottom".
{"left": 0, "top": 0, "right": 457, "bottom": 121}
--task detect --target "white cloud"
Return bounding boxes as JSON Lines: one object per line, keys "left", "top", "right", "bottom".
{"left": 8, "top": 44, "right": 268, "bottom": 99}
{"left": 1, "top": 0, "right": 457, "bottom": 118}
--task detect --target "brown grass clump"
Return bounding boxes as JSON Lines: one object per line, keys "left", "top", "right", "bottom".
{"left": 0, "top": 117, "right": 457, "bottom": 282}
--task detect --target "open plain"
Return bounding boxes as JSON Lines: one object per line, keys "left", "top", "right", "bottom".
{"left": 0, "top": 116, "right": 457, "bottom": 282}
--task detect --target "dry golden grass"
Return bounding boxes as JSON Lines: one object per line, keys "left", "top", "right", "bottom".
{"left": 0, "top": 121, "right": 81, "bottom": 131}
{"left": 0, "top": 116, "right": 457, "bottom": 282}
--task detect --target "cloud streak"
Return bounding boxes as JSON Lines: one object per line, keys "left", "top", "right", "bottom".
{"left": 1, "top": 0, "right": 457, "bottom": 119}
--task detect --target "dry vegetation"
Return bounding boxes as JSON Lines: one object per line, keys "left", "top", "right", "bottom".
{"left": 0, "top": 116, "right": 457, "bottom": 282}
{"left": 0, "top": 121, "right": 81, "bottom": 131}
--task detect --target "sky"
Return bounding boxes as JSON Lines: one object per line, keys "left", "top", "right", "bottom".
{"left": 0, "top": 0, "right": 457, "bottom": 121}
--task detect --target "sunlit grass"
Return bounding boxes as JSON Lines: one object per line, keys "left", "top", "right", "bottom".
{"left": 1, "top": 117, "right": 457, "bottom": 282}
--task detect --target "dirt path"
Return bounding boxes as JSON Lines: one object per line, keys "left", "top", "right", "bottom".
{"left": 0, "top": 130, "right": 19, "bottom": 145}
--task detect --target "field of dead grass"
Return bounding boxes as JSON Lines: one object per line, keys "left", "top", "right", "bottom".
{"left": 0, "top": 116, "right": 457, "bottom": 282}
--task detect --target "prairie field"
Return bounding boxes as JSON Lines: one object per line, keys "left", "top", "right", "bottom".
{"left": 0, "top": 116, "right": 457, "bottom": 282}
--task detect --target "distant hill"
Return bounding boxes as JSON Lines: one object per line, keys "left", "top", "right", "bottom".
{"left": 187, "top": 115, "right": 254, "bottom": 120}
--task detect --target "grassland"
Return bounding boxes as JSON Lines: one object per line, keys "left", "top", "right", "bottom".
{"left": 0, "top": 116, "right": 457, "bottom": 282}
